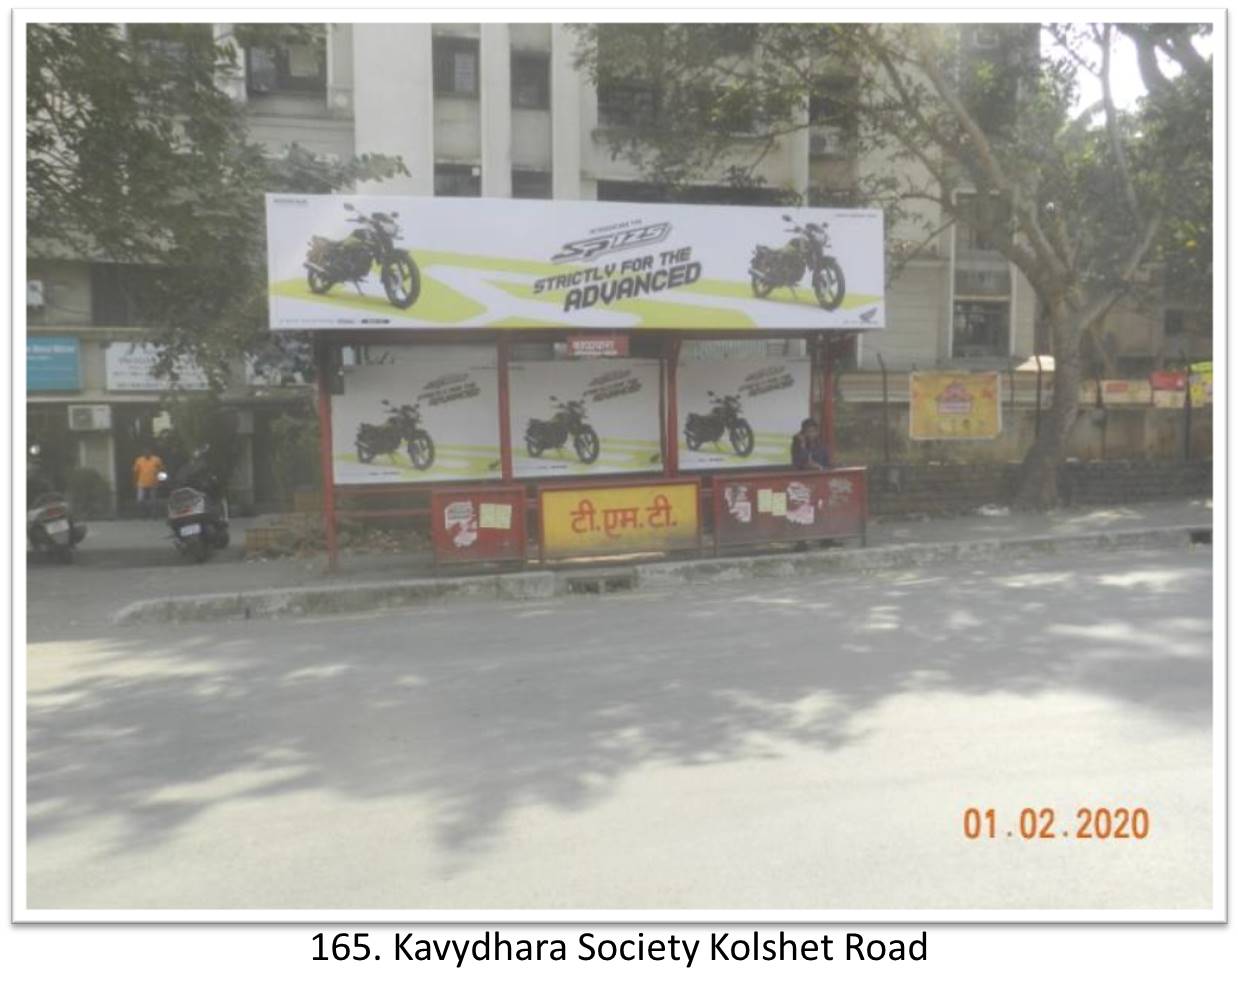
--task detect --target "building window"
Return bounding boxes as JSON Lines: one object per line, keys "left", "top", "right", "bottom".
{"left": 434, "top": 37, "right": 479, "bottom": 97}
{"left": 512, "top": 170, "right": 552, "bottom": 199}
{"left": 245, "top": 28, "right": 326, "bottom": 95}
{"left": 598, "top": 81, "right": 661, "bottom": 128}
{"left": 512, "top": 52, "right": 550, "bottom": 109}
{"left": 91, "top": 264, "right": 163, "bottom": 327}
{"left": 952, "top": 300, "right": 1010, "bottom": 358}
{"left": 435, "top": 163, "right": 481, "bottom": 197}
{"left": 129, "top": 23, "right": 213, "bottom": 66}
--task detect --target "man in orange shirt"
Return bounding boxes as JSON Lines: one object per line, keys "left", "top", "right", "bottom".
{"left": 132, "top": 446, "right": 165, "bottom": 518}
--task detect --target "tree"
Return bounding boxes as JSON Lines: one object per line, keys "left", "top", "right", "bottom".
{"left": 27, "top": 22, "right": 408, "bottom": 387}
{"left": 573, "top": 22, "right": 1212, "bottom": 507}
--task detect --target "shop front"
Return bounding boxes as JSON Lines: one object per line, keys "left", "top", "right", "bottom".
{"left": 265, "top": 194, "right": 885, "bottom": 566}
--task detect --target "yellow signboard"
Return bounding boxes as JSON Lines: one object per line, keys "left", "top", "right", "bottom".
{"left": 540, "top": 480, "right": 700, "bottom": 560}
{"left": 909, "top": 371, "right": 1001, "bottom": 440}
{"left": 1189, "top": 363, "right": 1212, "bottom": 408}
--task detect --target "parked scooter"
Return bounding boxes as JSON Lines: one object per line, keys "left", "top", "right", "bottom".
{"left": 162, "top": 446, "right": 230, "bottom": 564}
{"left": 355, "top": 399, "right": 436, "bottom": 469}
{"left": 749, "top": 214, "right": 846, "bottom": 310}
{"left": 26, "top": 446, "right": 87, "bottom": 563}
{"left": 525, "top": 396, "right": 600, "bottom": 464}
{"left": 304, "top": 203, "right": 421, "bottom": 309}
{"left": 684, "top": 391, "right": 755, "bottom": 456}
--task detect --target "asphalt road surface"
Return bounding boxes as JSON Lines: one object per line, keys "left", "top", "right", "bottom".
{"left": 25, "top": 545, "right": 1213, "bottom": 911}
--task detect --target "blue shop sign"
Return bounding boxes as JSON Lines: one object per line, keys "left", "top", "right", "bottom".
{"left": 27, "top": 336, "right": 81, "bottom": 392}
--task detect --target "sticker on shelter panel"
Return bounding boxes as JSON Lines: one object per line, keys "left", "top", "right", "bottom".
{"left": 908, "top": 371, "right": 1002, "bottom": 440}
{"left": 265, "top": 194, "right": 885, "bottom": 331}
{"left": 330, "top": 345, "right": 501, "bottom": 484}
{"left": 510, "top": 359, "right": 663, "bottom": 478}
{"left": 677, "top": 356, "right": 812, "bottom": 469}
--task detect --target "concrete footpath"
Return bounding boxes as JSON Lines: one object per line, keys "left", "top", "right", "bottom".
{"left": 99, "top": 499, "right": 1214, "bottom": 626}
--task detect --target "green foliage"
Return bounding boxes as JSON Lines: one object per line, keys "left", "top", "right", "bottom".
{"left": 27, "top": 23, "right": 409, "bottom": 384}
{"left": 66, "top": 467, "right": 113, "bottom": 519}
{"left": 161, "top": 396, "right": 243, "bottom": 488}
{"left": 270, "top": 408, "right": 322, "bottom": 500}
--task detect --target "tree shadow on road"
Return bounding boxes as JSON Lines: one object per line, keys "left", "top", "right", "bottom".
{"left": 25, "top": 546, "right": 1212, "bottom": 896}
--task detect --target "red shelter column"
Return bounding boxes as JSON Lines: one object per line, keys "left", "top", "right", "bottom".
{"left": 496, "top": 333, "right": 513, "bottom": 481}
{"left": 315, "top": 335, "right": 339, "bottom": 571}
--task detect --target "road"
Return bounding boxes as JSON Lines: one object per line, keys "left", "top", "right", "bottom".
{"left": 25, "top": 545, "right": 1213, "bottom": 911}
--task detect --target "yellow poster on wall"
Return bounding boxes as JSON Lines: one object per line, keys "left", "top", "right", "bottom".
{"left": 540, "top": 481, "right": 700, "bottom": 560}
{"left": 1189, "top": 362, "right": 1212, "bottom": 408}
{"left": 909, "top": 371, "right": 1002, "bottom": 440}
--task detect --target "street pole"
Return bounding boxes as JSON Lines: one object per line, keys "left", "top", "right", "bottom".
{"left": 877, "top": 351, "right": 890, "bottom": 464}
{"left": 314, "top": 335, "right": 339, "bottom": 572}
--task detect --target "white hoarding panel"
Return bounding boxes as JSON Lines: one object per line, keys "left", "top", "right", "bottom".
{"left": 677, "top": 356, "right": 812, "bottom": 470}
{"left": 331, "top": 345, "right": 500, "bottom": 484}
{"left": 510, "top": 359, "right": 663, "bottom": 478}
{"left": 266, "top": 195, "right": 884, "bottom": 332}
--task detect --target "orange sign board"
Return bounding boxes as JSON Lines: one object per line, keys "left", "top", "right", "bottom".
{"left": 540, "top": 480, "right": 700, "bottom": 560}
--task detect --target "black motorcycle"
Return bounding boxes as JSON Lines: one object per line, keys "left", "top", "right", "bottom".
{"left": 525, "top": 396, "right": 600, "bottom": 464}
{"left": 26, "top": 445, "right": 87, "bottom": 563}
{"left": 163, "top": 449, "right": 230, "bottom": 564}
{"left": 684, "top": 391, "right": 755, "bottom": 456}
{"left": 750, "top": 213, "right": 846, "bottom": 311}
{"left": 355, "top": 400, "right": 436, "bottom": 470}
{"left": 304, "top": 203, "right": 421, "bottom": 309}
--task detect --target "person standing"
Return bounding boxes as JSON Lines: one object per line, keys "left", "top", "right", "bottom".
{"left": 132, "top": 446, "right": 165, "bottom": 519}
{"left": 790, "top": 418, "right": 830, "bottom": 471}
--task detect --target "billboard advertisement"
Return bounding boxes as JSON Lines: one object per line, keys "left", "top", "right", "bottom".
{"left": 331, "top": 345, "right": 500, "bottom": 484}
{"left": 676, "top": 356, "right": 812, "bottom": 470}
{"left": 909, "top": 371, "right": 1002, "bottom": 440}
{"left": 510, "top": 359, "right": 663, "bottom": 478}
{"left": 266, "top": 194, "right": 885, "bottom": 332}
{"left": 27, "top": 337, "right": 80, "bottom": 392}
{"left": 105, "top": 342, "right": 210, "bottom": 392}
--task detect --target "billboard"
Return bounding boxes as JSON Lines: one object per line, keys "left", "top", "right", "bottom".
{"left": 539, "top": 480, "right": 700, "bottom": 560}
{"left": 331, "top": 345, "right": 501, "bottom": 484}
{"left": 909, "top": 371, "right": 1002, "bottom": 440}
{"left": 27, "top": 337, "right": 80, "bottom": 392}
{"left": 266, "top": 195, "right": 885, "bottom": 332}
{"left": 510, "top": 359, "right": 663, "bottom": 478}
{"left": 105, "top": 342, "right": 210, "bottom": 392}
{"left": 676, "top": 356, "right": 812, "bottom": 470}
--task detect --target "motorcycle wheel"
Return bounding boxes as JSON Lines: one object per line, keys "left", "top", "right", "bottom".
{"left": 382, "top": 254, "right": 421, "bottom": 310}
{"left": 52, "top": 544, "right": 74, "bottom": 565}
{"left": 407, "top": 431, "right": 435, "bottom": 470}
{"left": 307, "top": 271, "right": 334, "bottom": 295}
{"left": 812, "top": 259, "right": 846, "bottom": 311}
{"left": 526, "top": 438, "right": 544, "bottom": 458}
{"left": 356, "top": 442, "right": 374, "bottom": 464}
{"left": 573, "top": 426, "right": 600, "bottom": 465}
{"left": 729, "top": 419, "right": 756, "bottom": 457}
{"left": 215, "top": 527, "right": 230, "bottom": 550}
{"left": 750, "top": 274, "right": 775, "bottom": 298}
{"left": 182, "top": 535, "right": 210, "bottom": 564}
{"left": 684, "top": 428, "right": 702, "bottom": 451}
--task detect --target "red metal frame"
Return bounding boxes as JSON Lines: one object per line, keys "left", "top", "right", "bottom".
{"left": 820, "top": 337, "right": 837, "bottom": 457}
{"left": 430, "top": 484, "right": 528, "bottom": 567}
{"left": 711, "top": 466, "right": 868, "bottom": 554}
{"left": 665, "top": 336, "right": 681, "bottom": 475}
{"left": 536, "top": 475, "right": 703, "bottom": 564}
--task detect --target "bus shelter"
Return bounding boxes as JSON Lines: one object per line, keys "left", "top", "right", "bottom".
{"left": 265, "top": 194, "right": 885, "bottom": 568}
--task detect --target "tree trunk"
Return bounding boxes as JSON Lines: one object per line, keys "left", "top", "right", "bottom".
{"left": 1014, "top": 306, "right": 1082, "bottom": 509}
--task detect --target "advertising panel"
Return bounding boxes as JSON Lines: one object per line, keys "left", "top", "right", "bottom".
{"left": 266, "top": 194, "right": 884, "bottom": 332}
{"left": 430, "top": 485, "right": 527, "bottom": 566}
{"left": 677, "top": 356, "right": 812, "bottom": 470}
{"left": 909, "top": 371, "right": 1002, "bottom": 440}
{"left": 105, "top": 342, "right": 210, "bottom": 391}
{"left": 27, "top": 337, "right": 80, "bottom": 392}
{"left": 1100, "top": 379, "right": 1153, "bottom": 406}
{"left": 1189, "top": 362, "right": 1212, "bottom": 407}
{"left": 713, "top": 467, "right": 868, "bottom": 551}
{"left": 331, "top": 345, "right": 500, "bottom": 484}
{"left": 510, "top": 358, "right": 663, "bottom": 478}
{"left": 539, "top": 479, "right": 700, "bottom": 560}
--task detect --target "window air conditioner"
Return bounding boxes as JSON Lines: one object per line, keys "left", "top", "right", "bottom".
{"left": 68, "top": 405, "right": 112, "bottom": 431}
